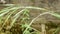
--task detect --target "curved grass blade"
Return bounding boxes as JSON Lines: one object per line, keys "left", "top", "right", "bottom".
{"left": 23, "top": 12, "right": 49, "bottom": 34}
{"left": 50, "top": 13, "right": 60, "bottom": 19}
{"left": 0, "top": 8, "right": 19, "bottom": 31}
{"left": 4, "top": 8, "right": 19, "bottom": 23}
{"left": 0, "top": 6, "right": 13, "bottom": 13}
{"left": 9, "top": 9, "right": 26, "bottom": 29}
{"left": 0, "top": 7, "right": 20, "bottom": 17}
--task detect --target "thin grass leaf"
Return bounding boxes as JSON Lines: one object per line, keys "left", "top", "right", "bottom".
{"left": 50, "top": 13, "right": 60, "bottom": 19}
{"left": 4, "top": 8, "right": 19, "bottom": 23}
{"left": 23, "top": 12, "right": 49, "bottom": 34}
{"left": 0, "top": 8, "right": 19, "bottom": 31}
{"left": 0, "top": 6, "right": 13, "bottom": 13}
{"left": 18, "top": 6, "right": 48, "bottom": 11}
{"left": 9, "top": 9, "right": 26, "bottom": 29}
{"left": 0, "top": 7, "right": 20, "bottom": 17}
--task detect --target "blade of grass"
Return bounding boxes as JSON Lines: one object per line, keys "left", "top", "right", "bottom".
{"left": 0, "top": 6, "right": 13, "bottom": 13}
{"left": 49, "top": 12, "right": 60, "bottom": 19}
{"left": 9, "top": 9, "right": 26, "bottom": 29}
{"left": 0, "top": 8, "right": 19, "bottom": 31}
{"left": 0, "top": 7, "right": 20, "bottom": 17}
{"left": 23, "top": 12, "right": 49, "bottom": 34}
{"left": 18, "top": 6, "right": 48, "bottom": 11}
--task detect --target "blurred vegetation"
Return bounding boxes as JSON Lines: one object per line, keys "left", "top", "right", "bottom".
{"left": 0, "top": 0, "right": 60, "bottom": 34}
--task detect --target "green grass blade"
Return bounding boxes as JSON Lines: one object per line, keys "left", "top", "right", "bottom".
{"left": 50, "top": 13, "right": 60, "bottom": 19}
{"left": 0, "top": 8, "right": 19, "bottom": 31}
{"left": 0, "top": 7, "right": 20, "bottom": 17}
{"left": 10, "top": 9, "right": 26, "bottom": 29}
{"left": 0, "top": 6, "right": 13, "bottom": 13}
